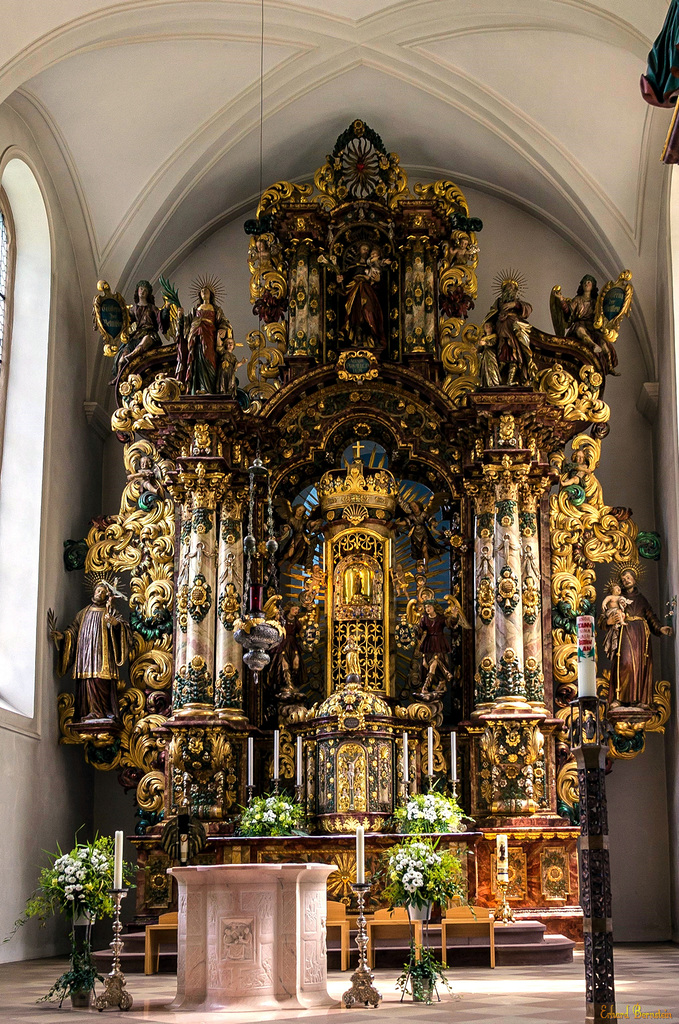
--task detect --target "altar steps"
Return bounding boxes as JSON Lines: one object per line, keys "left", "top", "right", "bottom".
{"left": 93, "top": 919, "right": 573, "bottom": 975}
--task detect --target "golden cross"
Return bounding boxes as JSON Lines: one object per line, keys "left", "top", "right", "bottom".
{"left": 352, "top": 440, "right": 364, "bottom": 461}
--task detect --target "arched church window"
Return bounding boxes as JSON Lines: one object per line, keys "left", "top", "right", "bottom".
{"left": 0, "top": 186, "right": 15, "bottom": 420}
{"left": 0, "top": 161, "right": 50, "bottom": 723}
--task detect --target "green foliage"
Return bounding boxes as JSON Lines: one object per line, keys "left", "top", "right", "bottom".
{"left": 236, "top": 794, "right": 307, "bottom": 837}
{"left": 392, "top": 792, "right": 463, "bottom": 834}
{"left": 382, "top": 838, "right": 467, "bottom": 911}
{"left": 396, "top": 942, "right": 452, "bottom": 1003}
{"left": 39, "top": 939, "right": 102, "bottom": 1006}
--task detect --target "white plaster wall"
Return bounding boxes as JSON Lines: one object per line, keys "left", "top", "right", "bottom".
{"left": 166, "top": 187, "right": 670, "bottom": 940}
{"left": 0, "top": 104, "right": 102, "bottom": 963}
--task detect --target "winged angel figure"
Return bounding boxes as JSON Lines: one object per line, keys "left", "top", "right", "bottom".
{"left": 395, "top": 492, "right": 448, "bottom": 571}
{"left": 275, "top": 499, "right": 323, "bottom": 571}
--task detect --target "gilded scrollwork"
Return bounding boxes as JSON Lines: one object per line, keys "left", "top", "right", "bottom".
{"left": 111, "top": 373, "right": 182, "bottom": 439}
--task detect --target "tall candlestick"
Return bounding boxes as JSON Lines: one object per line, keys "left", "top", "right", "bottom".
{"left": 247, "top": 736, "right": 254, "bottom": 787}
{"left": 402, "top": 731, "right": 409, "bottom": 792}
{"left": 355, "top": 825, "right": 365, "bottom": 884}
{"left": 450, "top": 731, "right": 457, "bottom": 782}
{"left": 496, "top": 833, "right": 509, "bottom": 882}
{"left": 113, "top": 831, "right": 123, "bottom": 890}
{"left": 427, "top": 726, "right": 434, "bottom": 778}
{"left": 296, "top": 735, "right": 303, "bottom": 787}
{"left": 576, "top": 615, "right": 598, "bottom": 698}
{"left": 273, "top": 729, "right": 280, "bottom": 780}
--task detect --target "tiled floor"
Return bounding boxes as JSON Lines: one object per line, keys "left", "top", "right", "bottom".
{"left": 0, "top": 946, "right": 677, "bottom": 1023}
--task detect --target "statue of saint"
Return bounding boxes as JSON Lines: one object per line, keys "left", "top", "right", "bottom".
{"left": 48, "top": 580, "right": 131, "bottom": 721}
{"left": 416, "top": 597, "right": 470, "bottom": 696}
{"left": 342, "top": 632, "right": 362, "bottom": 681}
{"left": 598, "top": 566, "right": 673, "bottom": 707}
{"left": 552, "top": 275, "right": 620, "bottom": 376}
{"left": 176, "top": 283, "right": 232, "bottom": 394}
{"left": 269, "top": 604, "right": 306, "bottom": 698}
{"left": 484, "top": 275, "right": 535, "bottom": 385}
{"left": 216, "top": 335, "right": 245, "bottom": 398}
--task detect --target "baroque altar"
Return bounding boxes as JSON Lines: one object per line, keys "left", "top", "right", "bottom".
{"left": 57, "top": 120, "right": 672, "bottom": 939}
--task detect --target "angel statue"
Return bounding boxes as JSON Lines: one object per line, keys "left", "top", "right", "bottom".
{"left": 395, "top": 492, "right": 448, "bottom": 572}
{"left": 47, "top": 577, "right": 131, "bottom": 722}
{"left": 172, "top": 277, "right": 234, "bottom": 395}
{"left": 107, "top": 279, "right": 174, "bottom": 385}
{"left": 484, "top": 271, "right": 536, "bottom": 385}
{"left": 415, "top": 595, "right": 471, "bottom": 697}
{"left": 275, "top": 499, "right": 322, "bottom": 571}
{"left": 550, "top": 274, "right": 619, "bottom": 376}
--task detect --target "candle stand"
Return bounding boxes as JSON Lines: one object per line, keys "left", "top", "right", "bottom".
{"left": 294, "top": 783, "right": 304, "bottom": 804}
{"left": 272, "top": 777, "right": 280, "bottom": 795}
{"left": 570, "top": 694, "right": 615, "bottom": 1021}
{"left": 246, "top": 784, "right": 255, "bottom": 806}
{"left": 495, "top": 880, "right": 515, "bottom": 924}
{"left": 94, "top": 889, "right": 133, "bottom": 1011}
{"left": 342, "top": 882, "right": 382, "bottom": 1008}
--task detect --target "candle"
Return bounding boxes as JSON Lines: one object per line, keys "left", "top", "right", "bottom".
{"left": 356, "top": 825, "right": 365, "bottom": 884}
{"left": 427, "top": 726, "right": 434, "bottom": 778}
{"left": 296, "top": 736, "right": 303, "bottom": 787}
{"left": 403, "top": 731, "right": 409, "bottom": 791}
{"left": 113, "top": 831, "right": 123, "bottom": 890}
{"left": 496, "top": 833, "right": 509, "bottom": 883}
{"left": 273, "top": 729, "right": 280, "bottom": 780}
{"left": 247, "top": 736, "right": 254, "bottom": 787}
{"left": 576, "top": 615, "right": 597, "bottom": 698}
{"left": 450, "top": 731, "right": 457, "bottom": 782}
{"left": 179, "top": 835, "right": 189, "bottom": 865}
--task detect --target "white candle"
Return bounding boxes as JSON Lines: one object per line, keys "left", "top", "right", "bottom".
{"left": 356, "top": 825, "right": 365, "bottom": 884}
{"left": 402, "top": 731, "right": 409, "bottom": 791}
{"left": 576, "top": 615, "right": 597, "bottom": 698}
{"left": 427, "top": 726, "right": 434, "bottom": 777}
{"left": 113, "top": 831, "right": 123, "bottom": 890}
{"left": 273, "top": 729, "right": 280, "bottom": 780}
{"left": 496, "top": 833, "right": 509, "bottom": 882}
{"left": 450, "top": 731, "right": 457, "bottom": 782}
{"left": 247, "top": 736, "right": 254, "bottom": 787}
{"left": 296, "top": 736, "right": 303, "bottom": 787}
{"left": 179, "top": 835, "right": 189, "bottom": 864}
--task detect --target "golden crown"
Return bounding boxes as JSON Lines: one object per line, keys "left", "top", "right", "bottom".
{"left": 318, "top": 443, "right": 397, "bottom": 520}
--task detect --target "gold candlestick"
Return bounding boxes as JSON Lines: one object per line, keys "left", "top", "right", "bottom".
{"left": 94, "top": 889, "right": 133, "bottom": 1010}
{"left": 342, "top": 882, "right": 381, "bottom": 1008}
{"left": 496, "top": 879, "right": 515, "bottom": 924}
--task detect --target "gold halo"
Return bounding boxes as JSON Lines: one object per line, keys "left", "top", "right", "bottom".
{"left": 191, "top": 273, "right": 224, "bottom": 306}
{"left": 493, "top": 267, "right": 527, "bottom": 297}
{"left": 609, "top": 560, "right": 645, "bottom": 588}
{"left": 84, "top": 570, "right": 125, "bottom": 598}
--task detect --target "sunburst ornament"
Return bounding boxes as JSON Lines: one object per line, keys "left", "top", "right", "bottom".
{"left": 493, "top": 267, "right": 528, "bottom": 297}
{"left": 84, "top": 570, "right": 125, "bottom": 598}
{"left": 191, "top": 273, "right": 224, "bottom": 306}
{"left": 609, "top": 560, "right": 645, "bottom": 588}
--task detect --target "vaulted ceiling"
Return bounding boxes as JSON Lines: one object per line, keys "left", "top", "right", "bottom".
{"left": 0, "top": 0, "right": 671, "bottom": 391}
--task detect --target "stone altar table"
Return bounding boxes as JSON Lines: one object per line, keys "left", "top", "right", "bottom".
{"left": 168, "top": 862, "right": 338, "bottom": 1011}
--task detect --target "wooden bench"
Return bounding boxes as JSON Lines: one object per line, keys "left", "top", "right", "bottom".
{"left": 366, "top": 907, "right": 423, "bottom": 968}
{"left": 144, "top": 912, "right": 178, "bottom": 975}
{"left": 441, "top": 905, "right": 496, "bottom": 968}
{"left": 326, "top": 900, "right": 351, "bottom": 971}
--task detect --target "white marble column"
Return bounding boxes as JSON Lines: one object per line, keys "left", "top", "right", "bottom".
{"left": 494, "top": 478, "right": 526, "bottom": 701}
{"left": 215, "top": 498, "right": 244, "bottom": 717}
{"left": 520, "top": 486, "right": 545, "bottom": 707}
{"left": 472, "top": 484, "right": 497, "bottom": 710}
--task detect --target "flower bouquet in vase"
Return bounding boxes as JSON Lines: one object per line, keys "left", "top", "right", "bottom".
{"left": 236, "top": 793, "right": 307, "bottom": 837}
{"left": 383, "top": 838, "right": 467, "bottom": 1003}
{"left": 8, "top": 835, "right": 135, "bottom": 1006}
{"left": 393, "top": 791, "right": 464, "bottom": 835}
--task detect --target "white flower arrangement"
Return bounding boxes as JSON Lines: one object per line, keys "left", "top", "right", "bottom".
{"left": 393, "top": 792, "right": 463, "bottom": 834}
{"left": 237, "top": 794, "right": 306, "bottom": 837}
{"left": 383, "top": 838, "right": 466, "bottom": 911}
